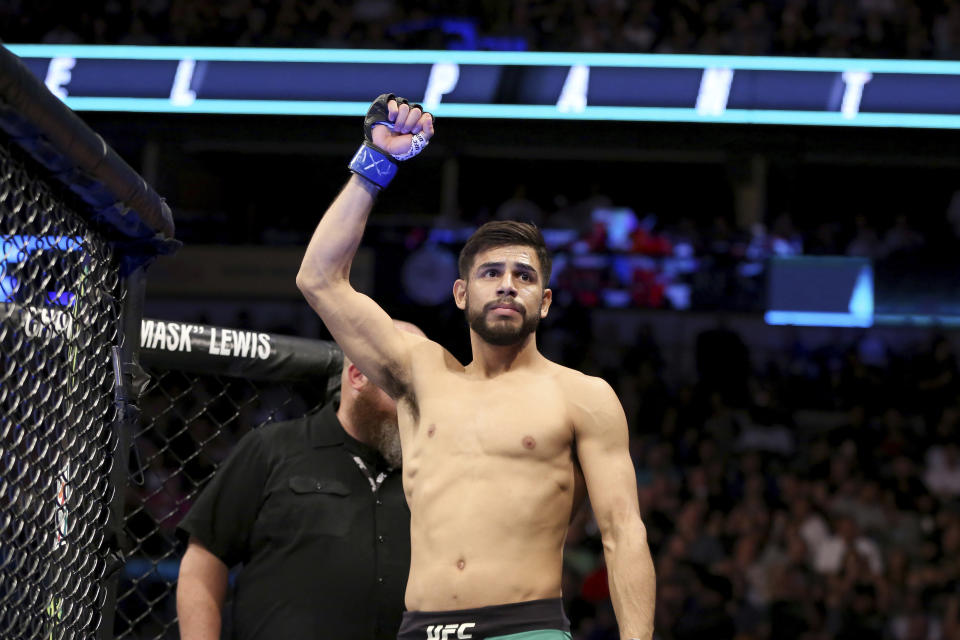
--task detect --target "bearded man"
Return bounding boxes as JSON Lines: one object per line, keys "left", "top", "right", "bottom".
{"left": 177, "top": 321, "right": 424, "bottom": 640}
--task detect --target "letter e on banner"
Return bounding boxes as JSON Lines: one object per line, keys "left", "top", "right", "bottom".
{"left": 45, "top": 57, "right": 75, "bottom": 101}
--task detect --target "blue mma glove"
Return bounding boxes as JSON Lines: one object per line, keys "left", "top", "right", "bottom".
{"left": 348, "top": 93, "right": 430, "bottom": 189}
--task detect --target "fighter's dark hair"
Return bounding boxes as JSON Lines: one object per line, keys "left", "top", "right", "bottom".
{"left": 458, "top": 220, "right": 552, "bottom": 286}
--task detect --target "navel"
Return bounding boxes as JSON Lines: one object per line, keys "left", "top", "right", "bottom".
{"left": 522, "top": 436, "right": 536, "bottom": 450}
{"left": 427, "top": 424, "right": 437, "bottom": 437}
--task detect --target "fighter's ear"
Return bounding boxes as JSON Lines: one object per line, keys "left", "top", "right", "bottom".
{"left": 453, "top": 278, "right": 467, "bottom": 310}
{"left": 539, "top": 288, "right": 553, "bottom": 319}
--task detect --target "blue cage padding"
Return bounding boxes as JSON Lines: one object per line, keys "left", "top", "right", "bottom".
{"left": 0, "top": 44, "right": 179, "bottom": 275}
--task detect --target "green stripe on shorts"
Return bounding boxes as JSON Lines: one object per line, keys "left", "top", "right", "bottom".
{"left": 488, "top": 631, "right": 572, "bottom": 640}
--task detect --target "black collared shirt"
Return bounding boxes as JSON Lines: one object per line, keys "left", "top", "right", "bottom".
{"left": 178, "top": 404, "right": 410, "bottom": 640}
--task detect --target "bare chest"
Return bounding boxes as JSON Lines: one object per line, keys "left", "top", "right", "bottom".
{"left": 406, "top": 375, "right": 572, "bottom": 461}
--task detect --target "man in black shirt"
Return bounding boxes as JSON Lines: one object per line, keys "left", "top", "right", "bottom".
{"left": 176, "top": 321, "right": 424, "bottom": 640}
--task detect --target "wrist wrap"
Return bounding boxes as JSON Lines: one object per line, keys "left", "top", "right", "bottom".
{"left": 348, "top": 142, "right": 398, "bottom": 189}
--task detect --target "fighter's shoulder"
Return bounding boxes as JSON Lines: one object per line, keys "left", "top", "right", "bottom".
{"left": 548, "top": 362, "right": 618, "bottom": 403}
{"left": 548, "top": 361, "right": 611, "bottom": 389}
{"left": 553, "top": 365, "right": 620, "bottom": 417}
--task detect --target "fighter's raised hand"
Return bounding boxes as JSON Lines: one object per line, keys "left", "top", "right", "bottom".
{"left": 372, "top": 96, "right": 435, "bottom": 158}
{"left": 348, "top": 93, "right": 435, "bottom": 189}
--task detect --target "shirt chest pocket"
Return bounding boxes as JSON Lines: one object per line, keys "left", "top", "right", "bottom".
{"left": 262, "top": 475, "right": 355, "bottom": 538}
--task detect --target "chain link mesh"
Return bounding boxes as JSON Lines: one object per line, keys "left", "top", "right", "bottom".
{"left": 115, "top": 368, "right": 326, "bottom": 640}
{"left": 0, "top": 142, "right": 123, "bottom": 639}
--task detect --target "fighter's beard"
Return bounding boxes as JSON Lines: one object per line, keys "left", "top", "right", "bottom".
{"left": 466, "top": 296, "right": 540, "bottom": 347}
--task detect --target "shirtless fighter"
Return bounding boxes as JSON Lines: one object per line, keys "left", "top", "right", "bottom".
{"left": 297, "top": 94, "right": 655, "bottom": 640}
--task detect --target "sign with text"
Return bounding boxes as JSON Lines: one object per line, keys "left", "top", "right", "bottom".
{"left": 9, "top": 44, "right": 960, "bottom": 128}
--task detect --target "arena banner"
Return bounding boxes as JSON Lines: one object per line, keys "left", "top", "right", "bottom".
{"left": 139, "top": 318, "right": 343, "bottom": 380}
{"left": 7, "top": 44, "right": 960, "bottom": 128}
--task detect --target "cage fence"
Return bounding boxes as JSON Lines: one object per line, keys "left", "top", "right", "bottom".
{"left": 0, "top": 139, "right": 127, "bottom": 640}
{"left": 0, "top": 41, "right": 176, "bottom": 640}
{"left": 115, "top": 322, "right": 340, "bottom": 639}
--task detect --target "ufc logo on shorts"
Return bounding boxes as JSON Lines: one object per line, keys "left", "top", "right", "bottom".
{"left": 425, "top": 622, "right": 476, "bottom": 639}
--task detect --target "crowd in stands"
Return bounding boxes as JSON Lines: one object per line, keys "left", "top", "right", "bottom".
{"left": 350, "top": 195, "right": 941, "bottom": 313}
{"left": 480, "top": 179, "right": 947, "bottom": 262}
{"left": 7, "top": 0, "right": 960, "bottom": 59}
{"left": 556, "top": 319, "right": 960, "bottom": 639}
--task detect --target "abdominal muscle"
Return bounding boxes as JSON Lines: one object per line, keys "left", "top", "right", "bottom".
{"left": 402, "top": 454, "right": 575, "bottom": 611}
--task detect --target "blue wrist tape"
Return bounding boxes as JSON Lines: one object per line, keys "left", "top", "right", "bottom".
{"left": 348, "top": 142, "right": 398, "bottom": 189}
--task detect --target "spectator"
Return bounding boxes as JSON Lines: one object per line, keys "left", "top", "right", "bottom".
{"left": 923, "top": 441, "right": 960, "bottom": 497}
{"left": 813, "top": 515, "right": 884, "bottom": 576}
{"left": 884, "top": 215, "right": 926, "bottom": 256}
{"left": 846, "top": 214, "right": 884, "bottom": 258}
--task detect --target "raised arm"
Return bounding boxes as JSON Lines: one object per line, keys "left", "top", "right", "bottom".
{"left": 573, "top": 376, "right": 655, "bottom": 640}
{"left": 296, "top": 94, "right": 434, "bottom": 397}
